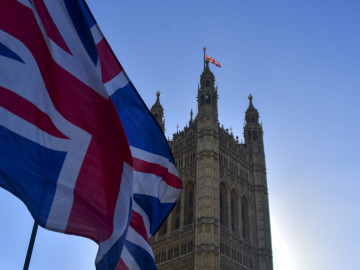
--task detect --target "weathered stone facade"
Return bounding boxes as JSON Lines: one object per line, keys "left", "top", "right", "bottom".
{"left": 150, "top": 60, "right": 273, "bottom": 270}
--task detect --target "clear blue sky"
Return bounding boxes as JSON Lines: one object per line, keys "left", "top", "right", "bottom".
{"left": 1, "top": 0, "right": 360, "bottom": 269}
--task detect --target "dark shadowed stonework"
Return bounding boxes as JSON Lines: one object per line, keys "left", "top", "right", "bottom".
{"left": 150, "top": 60, "right": 273, "bottom": 270}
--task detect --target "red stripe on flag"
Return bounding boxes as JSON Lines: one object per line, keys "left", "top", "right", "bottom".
{"left": 116, "top": 258, "right": 129, "bottom": 270}
{"left": 0, "top": 0, "right": 132, "bottom": 242}
{"left": 33, "top": 0, "right": 72, "bottom": 54}
{"left": 96, "top": 39, "right": 123, "bottom": 83}
{"left": 130, "top": 210, "right": 150, "bottom": 245}
{"left": 0, "top": 86, "right": 69, "bottom": 139}
{"left": 205, "top": 53, "right": 221, "bottom": 67}
{"left": 132, "top": 157, "right": 182, "bottom": 189}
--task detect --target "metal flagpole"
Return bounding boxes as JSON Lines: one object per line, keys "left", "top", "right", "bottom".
{"left": 23, "top": 221, "right": 39, "bottom": 270}
{"left": 203, "top": 46, "right": 206, "bottom": 69}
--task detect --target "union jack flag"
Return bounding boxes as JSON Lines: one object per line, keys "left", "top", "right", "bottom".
{"left": 0, "top": 0, "right": 182, "bottom": 269}
{"left": 205, "top": 53, "right": 221, "bottom": 68}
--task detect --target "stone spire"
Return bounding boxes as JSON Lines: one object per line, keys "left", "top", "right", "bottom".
{"left": 197, "top": 48, "right": 218, "bottom": 124}
{"left": 244, "top": 94, "right": 264, "bottom": 152}
{"left": 150, "top": 91, "right": 165, "bottom": 132}
{"left": 245, "top": 94, "right": 259, "bottom": 124}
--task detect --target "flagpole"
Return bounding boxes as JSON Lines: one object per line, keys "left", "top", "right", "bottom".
{"left": 203, "top": 46, "right": 206, "bottom": 69}
{"left": 23, "top": 221, "right": 39, "bottom": 270}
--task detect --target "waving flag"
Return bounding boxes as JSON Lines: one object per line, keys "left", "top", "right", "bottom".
{"left": 0, "top": 0, "right": 181, "bottom": 269}
{"left": 205, "top": 53, "right": 221, "bottom": 67}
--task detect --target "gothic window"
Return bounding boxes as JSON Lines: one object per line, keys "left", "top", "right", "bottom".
{"left": 220, "top": 183, "right": 228, "bottom": 227}
{"left": 231, "top": 190, "right": 239, "bottom": 233}
{"left": 188, "top": 241, "right": 193, "bottom": 252}
{"left": 201, "top": 95, "right": 204, "bottom": 104}
{"left": 184, "top": 182, "right": 194, "bottom": 225}
{"left": 241, "top": 196, "right": 249, "bottom": 239}
{"left": 251, "top": 117, "right": 255, "bottom": 123}
{"left": 206, "top": 80, "right": 210, "bottom": 86}
{"left": 168, "top": 247, "right": 173, "bottom": 260}
{"left": 174, "top": 246, "right": 179, "bottom": 257}
{"left": 161, "top": 251, "right": 166, "bottom": 262}
{"left": 205, "top": 94, "right": 211, "bottom": 104}
{"left": 181, "top": 243, "right": 186, "bottom": 255}
{"left": 232, "top": 249, "right": 236, "bottom": 260}
{"left": 253, "top": 130, "right": 258, "bottom": 140}
{"left": 226, "top": 245, "right": 230, "bottom": 257}
{"left": 171, "top": 198, "right": 181, "bottom": 230}
{"left": 247, "top": 131, "right": 252, "bottom": 140}
{"left": 244, "top": 255, "right": 248, "bottom": 266}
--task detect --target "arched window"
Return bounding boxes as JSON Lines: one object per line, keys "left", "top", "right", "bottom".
{"left": 247, "top": 131, "right": 252, "bottom": 140}
{"left": 171, "top": 198, "right": 181, "bottom": 231}
{"left": 252, "top": 130, "right": 258, "bottom": 140}
{"left": 184, "top": 182, "right": 194, "bottom": 225}
{"left": 205, "top": 94, "right": 211, "bottom": 104}
{"left": 219, "top": 183, "right": 228, "bottom": 227}
{"left": 231, "top": 190, "right": 239, "bottom": 233}
{"left": 201, "top": 95, "right": 204, "bottom": 105}
{"left": 241, "top": 196, "right": 249, "bottom": 239}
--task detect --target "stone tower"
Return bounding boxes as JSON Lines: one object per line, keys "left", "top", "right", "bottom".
{"left": 150, "top": 58, "right": 273, "bottom": 270}
{"left": 194, "top": 59, "right": 220, "bottom": 270}
{"left": 150, "top": 90, "right": 165, "bottom": 132}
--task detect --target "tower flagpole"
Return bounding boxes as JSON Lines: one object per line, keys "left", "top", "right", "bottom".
{"left": 203, "top": 46, "right": 206, "bottom": 69}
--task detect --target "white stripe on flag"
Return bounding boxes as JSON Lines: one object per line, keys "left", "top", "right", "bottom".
{"left": 133, "top": 170, "right": 180, "bottom": 203}
{"left": 132, "top": 203, "right": 151, "bottom": 238}
{"left": 126, "top": 226, "right": 154, "bottom": 259}
{"left": 0, "top": 108, "right": 70, "bottom": 151}
{"left": 130, "top": 146, "right": 180, "bottom": 178}
{"left": 104, "top": 70, "right": 130, "bottom": 96}
{"left": 17, "top": 0, "right": 32, "bottom": 8}
{"left": 91, "top": 24, "right": 103, "bottom": 45}
{"left": 121, "top": 246, "right": 141, "bottom": 270}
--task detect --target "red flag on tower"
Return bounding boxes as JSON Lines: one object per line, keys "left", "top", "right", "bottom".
{"left": 205, "top": 53, "right": 221, "bottom": 68}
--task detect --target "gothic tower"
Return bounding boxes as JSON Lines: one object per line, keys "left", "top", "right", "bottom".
{"left": 195, "top": 58, "right": 220, "bottom": 270}
{"left": 150, "top": 56, "right": 273, "bottom": 270}
{"left": 150, "top": 90, "right": 165, "bottom": 132}
{"left": 243, "top": 95, "right": 273, "bottom": 269}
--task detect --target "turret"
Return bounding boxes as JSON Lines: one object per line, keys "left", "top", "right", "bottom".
{"left": 244, "top": 95, "right": 272, "bottom": 270}
{"left": 197, "top": 50, "right": 218, "bottom": 124}
{"left": 150, "top": 91, "right": 165, "bottom": 132}
{"left": 244, "top": 94, "right": 264, "bottom": 155}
